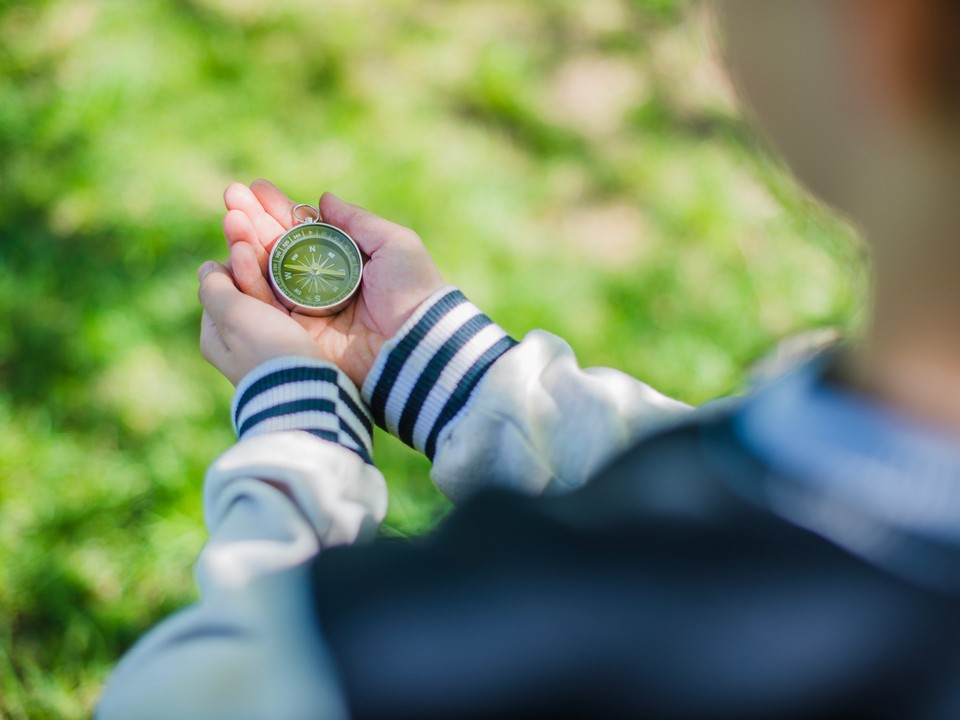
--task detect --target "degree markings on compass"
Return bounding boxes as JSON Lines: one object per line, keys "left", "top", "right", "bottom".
{"left": 272, "top": 225, "right": 361, "bottom": 309}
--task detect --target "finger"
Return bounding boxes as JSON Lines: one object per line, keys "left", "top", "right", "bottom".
{"left": 224, "top": 209, "right": 269, "bottom": 272}
{"left": 222, "top": 208, "right": 259, "bottom": 248}
{"left": 200, "top": 309, "right": 228, "bottom": 358}
{"left": 197, "top": 262, "right": 245, "bottom": 327}
{"left": 198, "top": 261, "right": 217, "bottom": 283}
{"left": 318, "top": 192, "right": 414, "bottom": 256}
{"left": 231, "top": 241, "right": 287, "bottom": 311}
{"left": 200, "top": 309, "right": 240, "bottom": 382}
{"left": 250, "top": 179, "right": 298, "bottom": 232}
{"left": 224, "top": 182, "right": 286, "bottom": 250}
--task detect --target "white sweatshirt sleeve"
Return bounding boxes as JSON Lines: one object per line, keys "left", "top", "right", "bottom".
{"left": 96, "top": 358, "right": 386, "bottom": 720}
{"left": 362, "top": 286, "right": 691, "bottom": 504}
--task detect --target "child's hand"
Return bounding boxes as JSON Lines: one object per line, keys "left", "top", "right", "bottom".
{"left": 221, "top": 180, "right": 446, "bottom": 388}
{"left": 198, "top": 261, "right": 324, "bottom": 385}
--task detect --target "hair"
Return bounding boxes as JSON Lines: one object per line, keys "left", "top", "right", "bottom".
{"left": 897, "top": 0, "right": 960, "bottom": 120}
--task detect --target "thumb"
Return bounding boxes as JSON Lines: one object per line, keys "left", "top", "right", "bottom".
{"left": 197, "top": 262, "right": 244, "bottom": 326}
{"left": 319, "top": 192, "right": 415, "bottom": 256}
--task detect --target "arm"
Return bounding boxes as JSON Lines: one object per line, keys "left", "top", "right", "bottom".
{"left": 362, "top": 286, "right": 691, "bottom": 503}
{"left": 97, "top": 359, "right": 384, "bottom": 720}
{"left": 220, "top": 181, "right": 690, "bottom": 504}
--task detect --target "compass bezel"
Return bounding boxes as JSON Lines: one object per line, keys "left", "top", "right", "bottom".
{"left": 268, "top": 221, "right": 363, "bottom": 317}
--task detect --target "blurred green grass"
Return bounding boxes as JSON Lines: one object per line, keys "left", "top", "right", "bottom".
{"left": 0, "top": 0, "right": 863, "bottom": 717}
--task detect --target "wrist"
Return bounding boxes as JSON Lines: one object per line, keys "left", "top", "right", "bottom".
{"left": 233, "top": 356, "right": 373, "bottom": 464}
{"left": 349, "top": 284, "right": 449, "bottom": 389}
{"left": 361, "top": 286, "right": 518, "bottom": 459}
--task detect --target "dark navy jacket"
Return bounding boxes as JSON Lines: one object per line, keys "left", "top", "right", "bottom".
{"left": 313, "top": 416, "right": 960, "bottom": 719}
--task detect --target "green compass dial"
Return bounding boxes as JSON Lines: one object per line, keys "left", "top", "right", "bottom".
{"left": 269, "top": 222, "right": 363, "bottom": 316}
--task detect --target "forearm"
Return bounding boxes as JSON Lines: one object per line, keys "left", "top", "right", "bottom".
{"left": 98, "top": 359, "right": 386, "bottom": 720}
{"left": 363, "top": 287, "right": 691, "bottom": 503}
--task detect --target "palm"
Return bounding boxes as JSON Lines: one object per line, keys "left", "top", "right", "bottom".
{"left": 291, "top": 293, "right": 384, "bottom": 388}
{"left": 223, "top": 180, "right": 444, "bottom": 388}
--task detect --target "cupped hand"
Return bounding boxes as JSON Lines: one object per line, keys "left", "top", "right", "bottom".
{"left": 222, "top": 180, "right": 446, "bottom": 388}
{"left": 198, "top": 262, "right": 324, "bottom": 386}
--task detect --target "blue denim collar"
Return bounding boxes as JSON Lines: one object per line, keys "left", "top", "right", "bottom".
{"left": 737, "top": 355, "right": 960, "bottom": 544}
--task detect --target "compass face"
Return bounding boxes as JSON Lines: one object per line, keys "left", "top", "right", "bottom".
{"left": 268, "top": 222, "right": 363, "bottom": 316}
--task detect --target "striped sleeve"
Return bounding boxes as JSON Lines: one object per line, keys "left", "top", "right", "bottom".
{"left": 232, "top": 357, "right": 374, "bottom": 465}
{"left": 361, "top": 286, "right": 518, "bottom": 460}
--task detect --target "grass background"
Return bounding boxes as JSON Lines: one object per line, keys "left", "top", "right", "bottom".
{"left": 0, "top": 0, "right": 864, "bottom": 717}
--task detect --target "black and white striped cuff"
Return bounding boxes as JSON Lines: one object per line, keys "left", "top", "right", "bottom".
{"left": 232, "top": 357, "right": 374, "bottom": 465}
{"left": 362, "top": 286, "right": 518, "bottom": 460}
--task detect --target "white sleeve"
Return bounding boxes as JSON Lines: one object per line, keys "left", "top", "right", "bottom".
{"left": 362, "top": 287, "right": 691, "bottom": 504}
{"left": 97, "top": 358, "right": 387, "bottom": 720}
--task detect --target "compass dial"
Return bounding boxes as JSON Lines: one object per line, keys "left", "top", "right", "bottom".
{"left": 268, "top": 222, "right": 363, "bottom": 316}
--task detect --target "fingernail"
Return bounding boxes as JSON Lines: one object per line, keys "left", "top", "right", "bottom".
{"left": 198, "top": 261, "right": 216, "bottom": 281}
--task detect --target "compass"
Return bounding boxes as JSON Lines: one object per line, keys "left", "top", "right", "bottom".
{"left": 268, "top": 203, "right": 363, "bottom": 316}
